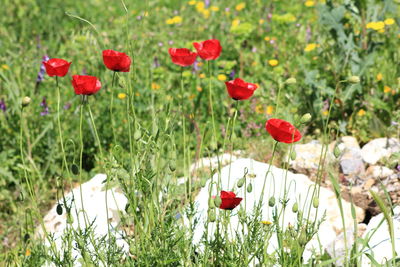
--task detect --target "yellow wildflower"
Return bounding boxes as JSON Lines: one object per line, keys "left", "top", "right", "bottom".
{"left": 377, "top": 73, "right": 383, "bottom": 81}
{"left": 313, "top": 56, "right": 318, "bottom": 61}
{"left": 384, "top": 18, "right": 395, "bottom": 25}
{"left": 305, "top": 0, "right": 315, "bottom": 7}
{"left": 268, "top": 59, "right": 279, "bottom": 67}
{"left": 217, "top": 74, "right": 227, "bottom": 81}
{"left": 118, "top": 93, "right": 127, "bottom": 99}
{"left": 196, "top": 1, "right": 205, "bottom": 12}
{"left": 378, "top": 28, "right": 385, "bottom": 33}
{"left": 384, "top": 85, "right": 391, "bottom": 93}
{"left": 202, "top": 9, "right": 210, "bottom": 19}
{"left": 259, "top": 19, "right": 265, "bottom": 24}
{"left": 366, "top": 21, "right": 385, "bottom": 31}
{"left": 255, "top": 105, "right": 264, "bottom": 114}
{"left": 197, "top": 62, "right": 204, "bottom": 67}
{"left": 264, "top": 36, "right": 271, "bottom": 41}
{"left": 261, "top": 220, "right": 272, "bottom": 225}
{"left": 251, "top": 61, "right": 257, "bottom": 66}
{"left": 166, "top": 18, "right": 174, "bottom": 25}
{"left": 151, "top": 82, "right": 160, "bottom": 90}
{"left": 211, "top": 6, "right": 219, "bottom": 12}
{"left": 232, "top": 19, "right": 240, "bottom": 27}
{"left": 135, "top": 92, "right": 140, "bottom": 97}
{"left": 143, "top": 12, "right": 149, "bottom": 17}
{"left": 322, "top": 110, "right": 329, "bottom": 116}
{"left": 199, "top": 73, "right": 206, "bottom": 79}
{"left": 266, "top": 105, "right": 274, "bottom": 115}
{"left": 188, "top": 94, "right": 196, "bottom": 100}
{"left": 235, "top": 2, "right": 246, "bottom": 11}
{"left": 1, "top": 64, "right": 9, "bottom": 70}
{"left": 304, "top": 43, "right": 317, "bottom": 52}
{"left": 196, "top": 87, "right": 203, "bottom": 92}
{"left": 188, "top": 0, "right": 196, "bottom": 5}
{"left": 357, "top": 109, "right": 366, "bottom": 116}
{"left": 166, "top": 95, "right": 173, "bottom": 101}
{"left": 25, "top": 249, "right": 31, "bottom": 256}
{"left": 172, "top": 16, "right": 182, "bottom": 24}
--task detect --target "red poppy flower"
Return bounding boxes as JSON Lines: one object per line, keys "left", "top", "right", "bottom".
{"left": 43, "top": 58, "right": 71, "bottom": 77}
{"left": 193, "top": 39, "right": 222, "bottom": 60}
{"left": 71, "top": 75, "right": 102, "bottom": 95}
{"left": 168, "top": 48, "right": 197, "bottom": 67}
{"left": 225, "top": 78, "right": 258, "bottom": 100}
{"left": 218, "top": 191, "right": 242, "bottom": 210}
{"left": 265, "top": 118, "right": 302, "bottom": 144}
{"left": 102, "top": 49, "right": 131, "bottom": 72}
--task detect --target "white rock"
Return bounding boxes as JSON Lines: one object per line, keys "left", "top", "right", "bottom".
{"left": 289, "top": 140, "right": 334, "bottom": 172}
{"left": 361, "top": 206, "right": 400, "bottom": 266}
{"left": 186, "top": 158, "right": 364, "bottom": 263}
{"left": 36, "top": 174, "right": 129, "bottom": 266}
{"left": 190, "top": 152, "right": 240, "bottom": 173}
{"left": 365, "top": 165, "right": 394, "bottom": 179}
{"left": 361, "top": 138, "right": 400, "bottom": 165}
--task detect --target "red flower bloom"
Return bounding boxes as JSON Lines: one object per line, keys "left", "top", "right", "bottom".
{"left": 218, "top": 191, "right": 242, "bottom": 210}
{"left": 265, "top": 118, "right": 302, "bottom": 144}
{"left": 102, "top": 49, "right": 131, "bottom": 72}
{"left": 193, "top": 39, "right": 222, "bottom": 60}
{"left": 71, "top": 75, "right": 102, "bottom": 95}
{"left": 225, "top": 78, "right": 258, "bottom": 100}
{"left": 168, "top": 48, "right": 197, "bottom": 67}
{"left": 43, "top": 58, "right": 71, "bottom": 77}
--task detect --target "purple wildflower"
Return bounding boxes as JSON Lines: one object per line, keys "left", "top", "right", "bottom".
{"left": 136, "top": 15, "right": 142, "bottom": 20}
{"left": 63, "top": 102, "right": 71, "bottom": 110}
{"left": 0, "top": 99, "right": 6, "bottom": 112}
{"left": 192, "top": 59, "right": 201, "bottom": 73}
{"left": 40, "top": 97, "right": 49, "bottom": 116}
{"left": 229, "top": 70, "right": 236, "bottom": 79}
{"left": 306, "top": 26, "right": 312, "bottom": 42}
{"left": 225, "top": 7, "right": 230, "bottom": 12}
{"left": 204, "top": 0, "right": 210, "bottom": 8}
{"left": 158, "top": 42, "right": 164, "bottom": 47}
{"left": 37, "top": 55, "right": 49, "bottom": 83}
{"left": 252, "top": 47, "right": 257, "bottom": 53}
{"left": 397, "top": 164, "right": 400, "bottom": 172}
{"left": 168, "top": 40, "right": 174, "bottom": 45}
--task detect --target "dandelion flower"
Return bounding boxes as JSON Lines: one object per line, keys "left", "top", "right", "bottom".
{"left": 357, "top": 109, "right": 366, "bottom": 116}
{"left": 266, "top": 105, "right": 274, "bottom": 115}
{"left": 377, "top": 73, "right": 383, "bottom": 81}
{"left": 235, "top": 2, "right": 246, "bottom": 11}
{"left": 172, "top": 16, "right": 182, "bottom": 24}
{"left": 188, "top": 0, "right": 196, "bottom": 5}
{"left": 304, "top": 43, "right": 317, "bottom": 52}
{"left": 166, "top": 18, "right": 174, "bottom": 25}
{"left": 1, "top": 64, "right": 10, "bottom": 70}
{"left": 118, "top": 93, "right": 127, "bottom": 99}
{"left": 199, "top": 73, "right": 206, "bottom": 79}
{"left": 232, "top": 19, "right": 240, "bottom": 27}
{"left": 268, "top": 59, "right": 279, "bottom": 67}
{"left": 151, "top": 82, "right": 160, "bottom": 90}
{"left": 211, "top": 6, "right": 219, "bottom": 12}
{"left": 218, "top": 74, "right": 227, "bottom": 81}
{"left": 261, "top": 220, "right": 272, "bottom": 225}
{"left": 384, "top": 85, "right": 391, "bottom": 93}
{"left": 305, "top": 0, "right": 315, "bottom": 7}
{"left": 196, "top": 2, "right": 205, "bottom": 12}
{"left": 384, "top": 18, "right": 395, "bottom": 25}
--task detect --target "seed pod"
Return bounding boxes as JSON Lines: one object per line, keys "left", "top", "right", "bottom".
{"left": 237, "top": 178, "right": 244, "bottom": 188}
{"left": 71, "top": 164, "right": 79, "bottom": 175}
{"left": 134, "top": 129, "right": 141, "bottom": 141}
{"left": 169, "top": 161, "right": 176, "bottom": 172}
{"left": 56, "top": 203, "right": 63, "bottom": 215}
{"left": 348, "top": 76, "right": 360, "bottom": 84}
{"left": 297, "top": 210, "right": 303, "bottom": 221}
{"left": 292, "top": 202, "right": 299, "bottom": 213}
{"left": 334, "top": 145, "right": 341, "bottom": 158}
{"left": 247, "top": 183, "right": 253, "bottom": 193}
{"left": 313, "top": 197, "right": 319, "bottom": 208}
{"left": 290, "top": 150, "right": 297, "bottom": 161}
{"left": 67, "top": 214, "right": 74, "bottom": 224}
{"left": 214, "top": 196, "right": 222, "bottom": 207}
{"left": 268, "top": 196, "right": 276, "bottom": 207}
{"left": 208, "top": 210, "right": 216, "bottom": 222}
{"left": 300, "top": 113, "right": 312, "bottom": 124}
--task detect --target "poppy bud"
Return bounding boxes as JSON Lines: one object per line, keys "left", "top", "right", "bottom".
{"left": 214, "top": 195, "right": 222, "bottom": 207}
{"left": 56, "top": 203, "right": 63, "bottom": 215}
{"left": 67, "top": 214, "right": 74, "bottom": 224}
{"left": 313, "top": 197, "right": 319, "bottom": 208}
{"left": 134, "top": 129, "right": 142, "bottom": 140}
{"left": 237, "top": 178, "right": 245, "bottom": 188}
{"left": 348, "top": 76, "right": 360, "bottom": 83}
{"left": 292, "top": 202, "right": 299, "bottom": 213}
{"left": 268, "top": 196, "right": 276, "bottom": 207}
{"left": 300, "top": 113, "right": 312, "bottom": 124}
{"left": 290, "top": 150, "right": 297, "bottom": 161}
{"left": 334, "top": 145, "right": 341, "bottom": 158}
{"left": 285, "top": 77, "right": 297, "bottom": 84}
{"left": 208, "top": 197, "right": 215, "bottom": 208}
{"left": 247, "top": 183, "right": 253, "bottom": 193}
{"left": 297, "top": 210, "right": 303, "bottom": 221}
{"left": 71, "top": 164, "right": 79, "bottom": 175}
{"left": 169, "top": 161, "right": 176, "bottom": 172}
{"left": 208, "top": 210, "right": 216, "bottom": 222}
{"left": 22, "top": 96, "right": 31, "bottom": 107}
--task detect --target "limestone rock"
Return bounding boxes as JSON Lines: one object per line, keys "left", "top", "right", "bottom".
{"left": 361, "top": 138, "right": 400, "bottom": 165}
